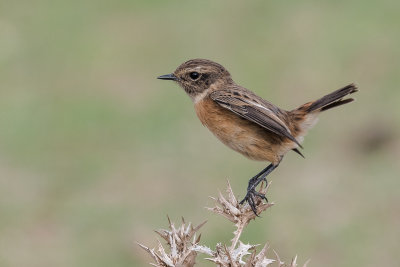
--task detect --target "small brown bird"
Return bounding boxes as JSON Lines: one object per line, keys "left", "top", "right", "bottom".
{"left": 158, "top": 59, "right": 358, "bottom": 214}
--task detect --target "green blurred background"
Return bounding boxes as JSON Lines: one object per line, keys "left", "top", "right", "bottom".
{"left": 1, "top": 0, "right": 399, "bottom": 266}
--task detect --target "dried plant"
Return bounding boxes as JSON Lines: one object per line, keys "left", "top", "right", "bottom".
{"left": 137, "top": 217, "right": 206, "bottom": 266}
{"left": 206, "top": 180, "right": 273, "bottom": 252}
{"left": 138, "top": 181, "right": 309, "bottom": 267}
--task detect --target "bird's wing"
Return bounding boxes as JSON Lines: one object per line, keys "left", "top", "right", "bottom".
{"left": 210, "top": 89, "right": 302, "bottom": 147}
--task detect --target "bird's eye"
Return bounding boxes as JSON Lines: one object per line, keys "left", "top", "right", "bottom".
{"left": 189, "top": 72, "right": 200, "bottom": 80}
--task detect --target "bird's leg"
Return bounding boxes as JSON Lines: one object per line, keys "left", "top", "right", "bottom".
{"left": 240, "top": 162, "right": 280, "bottom": 215}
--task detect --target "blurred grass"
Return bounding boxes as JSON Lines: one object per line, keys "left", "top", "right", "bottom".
{"left": 0, "top": 0, "right": 400, "bottom": 266}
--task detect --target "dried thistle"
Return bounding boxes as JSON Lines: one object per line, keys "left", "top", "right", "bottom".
{"left": 138, "top": 217, "right": 206, "bottom": 267}
{"left": 139, "top": 181, "right": 309, "bottom": 267}
{"left": 207, "top": 180, "right": 274, "bottom": 251}
{"left": 192, "top": 180, "right": 274, "bottom": 266}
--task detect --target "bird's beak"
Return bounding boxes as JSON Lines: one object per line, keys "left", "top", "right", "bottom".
{"left": 157, "top": 73, "right": 178, "bottom": 81}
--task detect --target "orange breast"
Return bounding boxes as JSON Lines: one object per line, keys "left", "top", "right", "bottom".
{"left": 194, "top": 96, "right": 293, "bottom": 164}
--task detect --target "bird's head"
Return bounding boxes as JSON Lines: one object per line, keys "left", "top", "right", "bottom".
{"left": 158, "top": 59, "right": 233, "bottom": 100}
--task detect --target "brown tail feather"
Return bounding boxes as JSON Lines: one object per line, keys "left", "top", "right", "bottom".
{"left": 288, "top": 83, "right": 358, "bottom": 158}
{"left": 306, "top": 83, "right": 358, "bottom": 112}
{"left": 320, "top": 97, "right": 354, "bottom": 111}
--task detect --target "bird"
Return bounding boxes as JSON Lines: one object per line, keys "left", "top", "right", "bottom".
{"left": 158, "top": 59, "right": 358, "bottom": 214}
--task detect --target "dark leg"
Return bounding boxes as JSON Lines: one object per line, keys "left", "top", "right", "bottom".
{"left": 240, "top": 162, "right": 280, "bottom": 215}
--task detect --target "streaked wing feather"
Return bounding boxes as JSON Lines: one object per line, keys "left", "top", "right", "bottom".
{"left": 210, "top": 89, "right": 302, "bottom": 147}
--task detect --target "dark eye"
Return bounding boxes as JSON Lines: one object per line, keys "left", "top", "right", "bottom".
{"left": 189, "top": 72, "right": 200, "bottom": 80}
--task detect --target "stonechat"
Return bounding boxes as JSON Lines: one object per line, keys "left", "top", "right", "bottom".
{"left": 158, "top": 59, "right": 358, "bottom": 214}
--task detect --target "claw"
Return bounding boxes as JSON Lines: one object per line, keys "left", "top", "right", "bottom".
{"left": 247, "top": 193, "right": 258, "bottom": 216}
{"left": 253, "top": 191, "right": 268, "bottom": 202}
{"left": 240, "top": 188, "right": 267, "bottom": 216}
{"left": 240, "top": 163, "right": 279, "bottom": 216}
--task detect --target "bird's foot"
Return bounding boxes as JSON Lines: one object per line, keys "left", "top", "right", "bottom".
{"left": 239, "top": 187, "right": 268, "bottom": 216}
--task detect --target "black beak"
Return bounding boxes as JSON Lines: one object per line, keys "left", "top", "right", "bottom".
{"left": 157, "top": 73, "right": 177, "bottom": 81}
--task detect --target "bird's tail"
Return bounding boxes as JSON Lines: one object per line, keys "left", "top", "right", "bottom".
{"left": 288, "top": 83, "right": 358, "bottom": 153}
{"left": 298, "top": 83, "right": 358, "bottom": 113}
